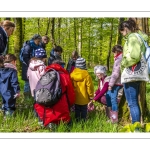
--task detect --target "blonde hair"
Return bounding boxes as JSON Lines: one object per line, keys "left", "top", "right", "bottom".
{"left": 0, "top": 20, "right": 15, "bottom": 30}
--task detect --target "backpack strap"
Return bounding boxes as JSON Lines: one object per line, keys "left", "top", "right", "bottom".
{"left": 134, "top": 33, "right": 150, "bottom": 62}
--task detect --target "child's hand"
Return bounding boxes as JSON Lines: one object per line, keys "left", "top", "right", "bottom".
{"left": 14, "top": 93, "right": 20, "bottom": 99}
{"left": 108, "top": 86, "right": 112, "bottom": 90}
{"left": 88, "top": 101, "right": 93, "bottom": 108}
{"left": 88, "top": 101, "right": 95, "bottom": 112}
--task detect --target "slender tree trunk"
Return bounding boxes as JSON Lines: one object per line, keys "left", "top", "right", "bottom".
{"left": 37, "top": 18, "right": 40, "bottom": 34}
{"left": 50, "top": 18, "right": 56, "bottom": 48}
{"left": 14, "top": 18, "right": 23, "bottom": 75}
{"left": 99, "top": 19, "right": 103, "bottom": 63}
{"left": 45, "top": 18, "right": 50, "bottom": 35}
{"left": 58, "top": 18, "right": 61, "bottom": 45}
{"left": 107, "top": 18, "right": 114, "bottom": 71}
{"left": 87, "top": 19, "right": 92, "bottom": 67}
{"left": 78, "top": 18, "right": 82, "bottom": 57}
{"left": 74, "top": 18, "right": 77, "bottom": 51}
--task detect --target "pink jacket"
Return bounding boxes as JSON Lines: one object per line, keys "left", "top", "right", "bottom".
{"left": 27, "top": 60, "right": 46, "bottom": 97}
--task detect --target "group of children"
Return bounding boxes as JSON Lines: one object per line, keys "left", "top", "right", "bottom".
{"left": 0, "top": 43, "right": 124, "bottom": 128}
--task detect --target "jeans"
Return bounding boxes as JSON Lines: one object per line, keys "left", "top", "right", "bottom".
{"left": 24, "top": 81, "right": 30, "bottom": 93}
{"left": 75, "top": 104, "right": 87, "bottom": 122}
{"left": 106, "top": 85, "right": 122, "bottom": 111}
{"left": 123, "top": 81, "right": 141, "bottom": 124}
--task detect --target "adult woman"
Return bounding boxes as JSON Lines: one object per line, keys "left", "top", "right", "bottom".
{"left": 0, "top": 20, "right": 15, "bottom": 55}
{"left": 119, "top": 18, "right": 148, "bottom": 124}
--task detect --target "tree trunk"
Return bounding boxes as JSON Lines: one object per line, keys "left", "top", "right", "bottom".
{"left": 107, "top": 18, "right": 114, "bottom": 71}
{"left": 74, "top": 18, "right": 77, "bottom": 51}
{"left": 57, "top": 18, "right": 61, "bottom": 45}
{"left": 50, "top": 18, "right": 56, "bottom": 48}
{"left": 117, "top": 18, "right": 125, "bottom": 45}
{"left": 14, "top": 18, "right": 23, "bottom": 75}
{"left": 136, "top": 18, "right": 149, "bottom": 124}
{"left": 78, "top": 18, "right": 82, "bottom": 57}
{"left": 45, "top": 18, "right": 50, "bottom": 35}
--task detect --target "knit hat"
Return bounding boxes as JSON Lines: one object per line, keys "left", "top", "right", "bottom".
{"left": 94, "top": 65, "right": 107, "bottom": 75}
{"left": 35, "top": 48, "right": 47, "bottom": 58}
{"left": 75, "top": 57, "right": 86, "bottom": 69}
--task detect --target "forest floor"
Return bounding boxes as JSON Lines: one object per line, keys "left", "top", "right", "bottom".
{"left": 0, "top": 69, "right": 150, "bottom": 133}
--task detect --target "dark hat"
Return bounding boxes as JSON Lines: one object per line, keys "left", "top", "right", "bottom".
{"left": 75, "top": 57, "right": 86, "bottom": 70}
{"left": 32, "top": 34, "right": 42, "bottom": 40}
{"left": 35, "top": 48, "right": 47, "bottom": 58}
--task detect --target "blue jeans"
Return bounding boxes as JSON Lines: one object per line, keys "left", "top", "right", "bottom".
{"left": 106, "top": 85, "right": 122, "bottom": 111}
{"left": 24, "top": 81, "right": 30, "bottom": 93}
{"left": 123, "top": 81, "right": 141, "bottom": 124}
{"left": 75, "top": 104, "right": 87, "bottom": 122}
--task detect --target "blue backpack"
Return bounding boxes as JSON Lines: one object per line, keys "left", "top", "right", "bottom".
{"left": 19, "top": 41, "right": 34, "bottom": 65}
{"left": 135, "top": 33, "right": 150, "bottom": 74}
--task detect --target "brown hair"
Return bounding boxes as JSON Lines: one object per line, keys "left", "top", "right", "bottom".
{"left": 42, "top": 35, "right": 50, "bottom": 40}
{"left": 4, "top": 54, "right": 17, "bottom": 63}
{"left": 71, "top": 50, "right": 79, "bottom": 59}
{"left": 112, "top": 45, "right": 123, "bottom": 53}
{"left": 0, "top": 20, "right": 15, "bottom": 30}
{"left": 0, "top": 58, "right": 4, "bottom": 68}
{"left": 119, "top": 18, "right": 139, "bottom": 32}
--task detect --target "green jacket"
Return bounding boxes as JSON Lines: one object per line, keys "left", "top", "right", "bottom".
{"left": 121, "top": 30, "right": 148, "bottom": 72}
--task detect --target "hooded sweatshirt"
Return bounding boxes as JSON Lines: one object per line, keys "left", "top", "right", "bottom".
{"left": 70, "top": 68, "right": 94, "bottom": 105}
{"left": 0, "top": 63, "right": 20, "bottom": 97}
{"left": 27, "top": 59, "right": 46, "bottom": 97}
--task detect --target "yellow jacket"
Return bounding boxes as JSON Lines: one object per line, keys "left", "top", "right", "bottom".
{"left": 70, "top": 68, "right": 94, "bottom": 105}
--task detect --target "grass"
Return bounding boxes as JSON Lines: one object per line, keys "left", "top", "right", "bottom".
{"left": 0, "top": 69, "right": 150, "bottom": 133}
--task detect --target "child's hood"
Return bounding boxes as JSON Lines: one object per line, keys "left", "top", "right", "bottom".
{"left": 70, "top": 68, "right": 89, "bottom": 82}
{"left": 0, "top": 67, "right": 16, "bottom": 82}
{"left": 29, "top": 60, "right": 45, "bottom": 71}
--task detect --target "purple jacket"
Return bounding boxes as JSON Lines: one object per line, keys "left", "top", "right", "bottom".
{"left": 94, "top": 76, "right": 110, "bottom": 101}
{"left": 109, "top": 53, "right": 123, "bottom": 87}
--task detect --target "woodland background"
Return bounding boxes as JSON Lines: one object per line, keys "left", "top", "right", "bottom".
{"left": 1, "top": 18, "right": 149, "bottom": 74}
{"left": 0, "top": 18, "right": 150, "bottom": 132}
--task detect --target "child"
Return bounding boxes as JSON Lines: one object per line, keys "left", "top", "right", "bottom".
{"left": 88, "top": 65, "right": 111, "bottom": 117}
{"left": 106, "top": 45, "right": 123, "bottom": 123}
{"left": 0, "top": 54, "right": 20, "bottom": 116}
{"left": 66, "top": 50, "right": 79, "bottom": 74}
{"left": 34, "top": 59, "right": 75, "bottom": 129}
{"left": 27, "top": 48, "right": 47, "bottom": 97}
{"left": 70, "top": 57, "right": 94, "bottom": 122}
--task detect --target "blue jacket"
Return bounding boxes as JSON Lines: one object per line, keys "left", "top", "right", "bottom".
{"left": 0, "top": 67, "right": 20, "bottom": 98}
{"left": 21, "top": 40, "right": 41, "bottom": 81}
{"left": 48, "top": 49, "right": 56, "bottom": 65}
{"left": 0, "top": 26, "right": 7, "bottom": 55}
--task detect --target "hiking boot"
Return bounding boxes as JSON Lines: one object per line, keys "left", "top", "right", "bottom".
{"left": 110, "top": 110, "right": 118, "bottom": 123}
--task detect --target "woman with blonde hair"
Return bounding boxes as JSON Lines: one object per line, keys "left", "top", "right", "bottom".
{"left": 0, "top": 20, "right": 15, "bottom": 55}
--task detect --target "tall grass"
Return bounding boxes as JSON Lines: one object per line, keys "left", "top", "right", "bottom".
{"left": 0, "top": 69, "right": 150, "bottom": 132}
